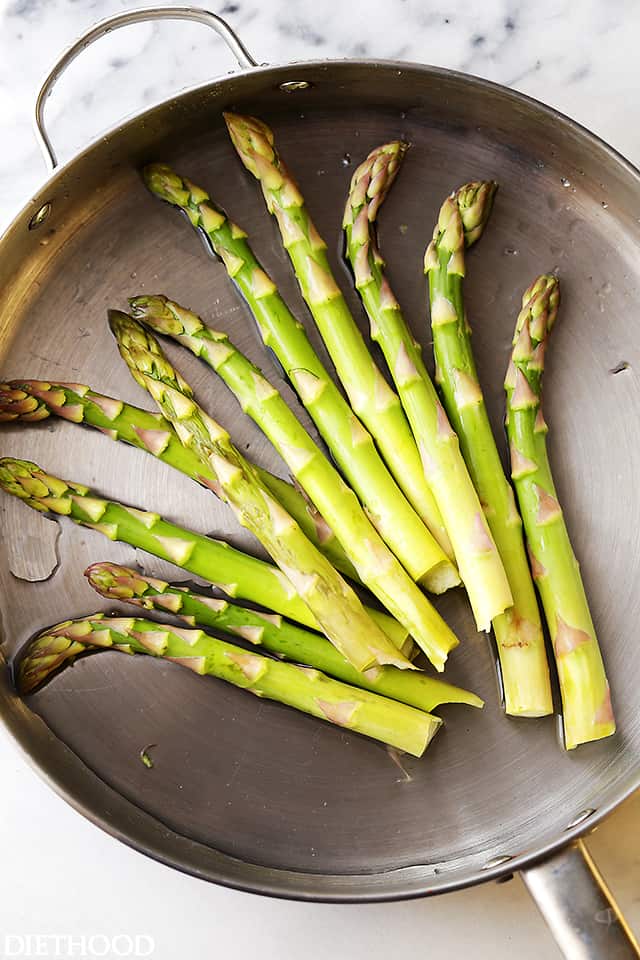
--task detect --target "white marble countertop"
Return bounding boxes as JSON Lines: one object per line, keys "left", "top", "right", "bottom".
{"left": 1, "top": 1, "right": 639, "bottom": 957}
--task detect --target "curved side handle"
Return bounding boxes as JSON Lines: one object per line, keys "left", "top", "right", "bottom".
{"left": 34, "top": 5, "right": 258, "bottom": 170}
{"left": 522, "top": 839, "right": 640, "bottom": 959}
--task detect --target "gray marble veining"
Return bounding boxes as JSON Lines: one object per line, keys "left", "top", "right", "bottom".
{"left": 1, "top": 0, "right": 639, "bottom": 227}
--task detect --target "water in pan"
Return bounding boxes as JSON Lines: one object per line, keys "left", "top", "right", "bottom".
{"left": 0, "top": 82, "right": 639, "bottom": 882}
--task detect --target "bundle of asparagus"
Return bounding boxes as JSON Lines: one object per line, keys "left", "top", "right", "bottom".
{"left": 141, "top": 165, "right": 457, "bottom": 593}
{"left": 111, "top": 310, "right": 458, "bottom": 672}
{"left": 223, "top": 113, "right": 513, "bottom": 636}
{"left": 0, "top": 111, "right": 618, "bottom": 755}
{"left": 106, "top": 310, "right": 414, "bottom": 673}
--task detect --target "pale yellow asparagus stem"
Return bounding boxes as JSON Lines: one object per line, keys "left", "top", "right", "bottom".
{"left": 505, "top": 276, "right": 615, "bottom": 748}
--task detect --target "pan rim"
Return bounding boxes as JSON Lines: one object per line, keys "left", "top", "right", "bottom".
{"left": 1, "top": 56, "right": 638, "bottom": 901}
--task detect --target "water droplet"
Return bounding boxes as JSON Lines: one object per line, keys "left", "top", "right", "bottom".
{"left": 536, "top": 159, "right": 545, "bottom": 169}
{"left": 400, "top": 111, "right": 407, "bottom": 120}
{"left": 601, "top": 201, "right": 609, "bottom": 209}
{"left": 503, "top": 247, "right": 519, "bottom": 256}
{"left": 561, "top": 177, "right": 571, "bottom": 188}
{"left": 130, "top": 271, "right": 137, "bottom": 279}
{"left": 341, "top": 153, "right": 352, "bottom": 166}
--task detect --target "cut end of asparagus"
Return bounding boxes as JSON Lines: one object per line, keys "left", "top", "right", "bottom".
{"left": 420, "top": 560, "right": 462, "bottom": 595}
{"left": 564, "top": 691, "right": 616, "bottom": 750}
{"left": 494, "top": 620, "right": 554, "bottom": 718}
{"left": 453, "top": 180, "right": 498, "bottom": 247}
{"left": 421, "top": 714, "right": 444, "bottom": 751}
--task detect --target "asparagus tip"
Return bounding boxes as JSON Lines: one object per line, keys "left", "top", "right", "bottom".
{"left": 454, "top": 179, "right": 498, "bottom": 247}
{"left": 85, "top": 560, "right": 143, "bottom": 600}
{"left": 17, "top": 619, "right": 98, "bottom": 694}
{"left": 0, "top": 456, "right": 44, "bottom": 498}
{"left": 346, "top": 139, "right": 409, "bottom": 228}
{"left": 143, "top": 162, "right": 191, "bottom": 208}
{"left": 128, "top": 294, "right": 184, "bottom": 336}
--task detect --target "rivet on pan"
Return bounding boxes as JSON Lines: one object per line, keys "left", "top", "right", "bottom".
{"left": 481, "top": 854, "right": 513, "bottom": 870}
{"left": 28, "top": 202, "right": 52, "bottom": 230}
{"left": 279, "top": 80, "right": 312, "bottom": 93}
{"left": 565, "top": 808, "right": 596, "bottom": 830}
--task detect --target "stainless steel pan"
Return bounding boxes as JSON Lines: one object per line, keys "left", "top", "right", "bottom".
{"left": 1, "top": 8, "right": 638, "bottom": 957}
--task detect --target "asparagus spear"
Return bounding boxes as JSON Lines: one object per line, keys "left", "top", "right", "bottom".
{"left": 223, "top": 113, "right": 444, "bottom": 542}
{"left": 121, "top": 302, "right": 458, "bottom": 671}
{"left": 141, "top": 166, "right": 457, "bottom": 591}
{"left": 505, "top": 276, "right": 615, "bottom": 748}
{"left": 109, "top": 311, "right": 414, "bottom": 672}
{"left": 342, "top": 143, "right": 512, "bottom": 635}
{"left": 419, "top": 178, "right": 553, "bottom": 717}
{"left": 0, "top": 457, "right": 406, "bottom": 647}
{"left": 17, "top": 613, "right": 440, "bottom": 756}
{"left": 0, "top": 379, "right": 356, "bottom": 579}
{"left": 86, "top": 561, "right": 483, "bottom": 712}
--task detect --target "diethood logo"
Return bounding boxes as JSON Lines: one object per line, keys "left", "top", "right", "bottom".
{"left": 3, "top": 934, "right": 155, "bottom": 957}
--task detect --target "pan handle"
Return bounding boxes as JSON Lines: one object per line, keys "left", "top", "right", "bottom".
{"left": 521, "top": 839, "right": 640, "bottom": 958}
{"left": 33, "top": 6, "right": 258, "bottom": 170}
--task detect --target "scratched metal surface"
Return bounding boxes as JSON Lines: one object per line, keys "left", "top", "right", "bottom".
{"left": 0, "top": 62, "right": 639, "bottom": 899}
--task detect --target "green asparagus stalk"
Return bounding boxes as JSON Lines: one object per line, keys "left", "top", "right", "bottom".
{"left": 0, "top": 456, "right": 406, "bottom": 648}
{"left": 0, "top": 379, "right": 356, "bottom": 579}
{"left": 223, "top": 113, "right": 445, "bottom": 543}
{"left": 86, "top": 561, "right": 483, "bottom": 712}
{"left": 343, "top": 143, "right": 512, "bottom": 635}
{"left": 141, "top": 166, "right": 457, "bottom": 592}
{"left": 17, "top": 613, "right": 440, "bottom": 756}
{"left": 123, "top": 299, "right": 458, "bottom": 672}
{"left": 419, "top": 178, "right": 553, "bottom": 716}
{"left": 505, "top": 276, "right": 615, "bottom": 748}
{"left": 109, "top": 311, "right": 414, "bottom": 672}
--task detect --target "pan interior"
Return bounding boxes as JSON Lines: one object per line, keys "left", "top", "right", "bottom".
{"left": 0, "top": 63, "right": 639, "bottom": 896}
